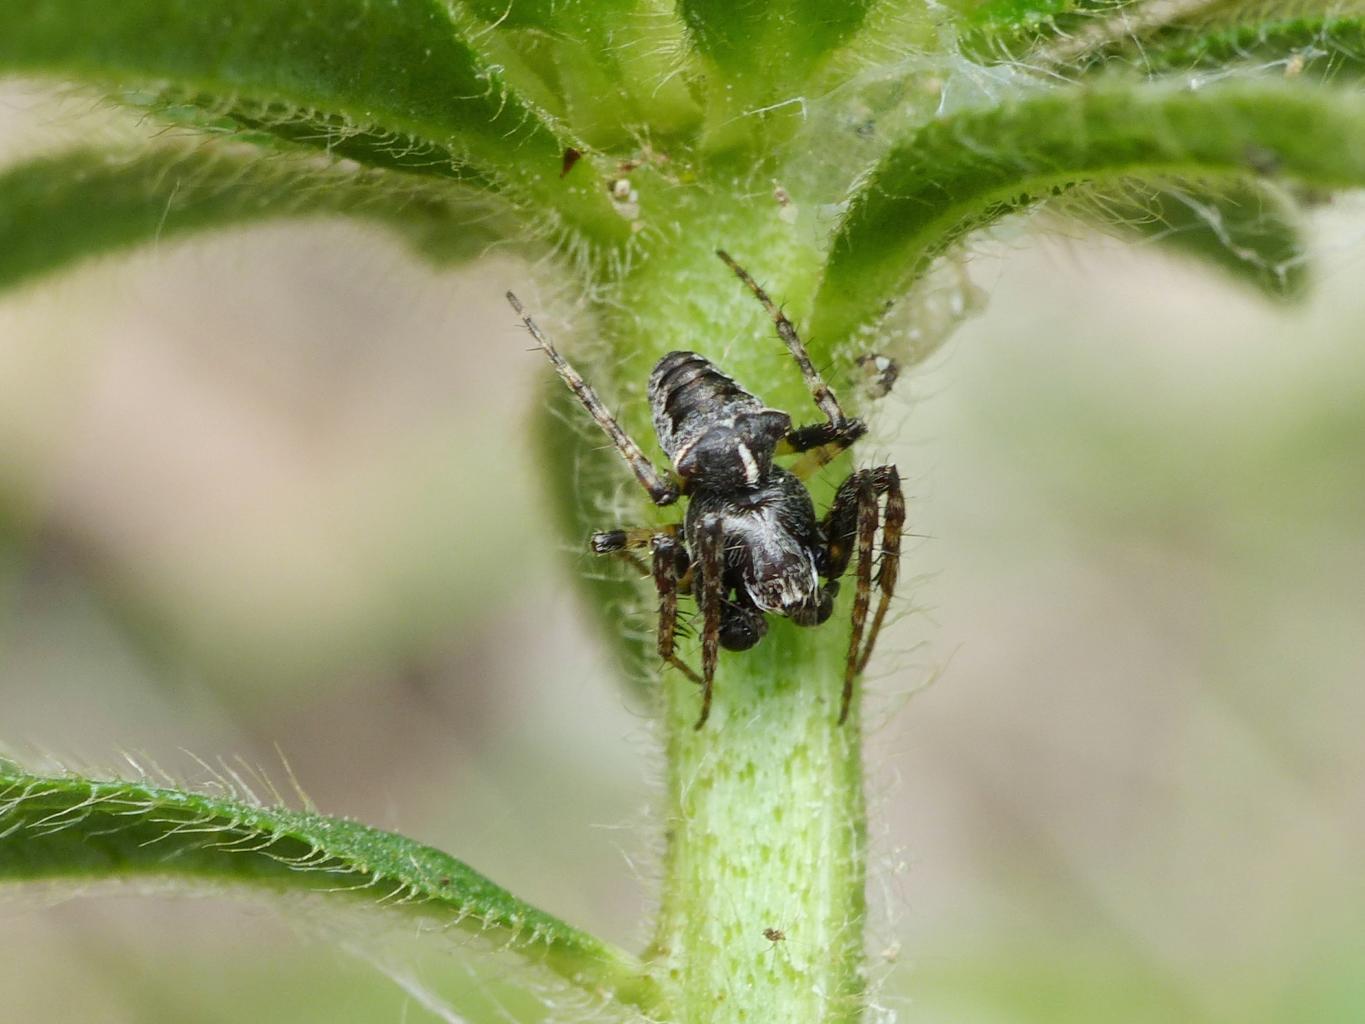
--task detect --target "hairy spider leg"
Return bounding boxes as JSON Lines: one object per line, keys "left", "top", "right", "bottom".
{"left": 611, "top": 549, "right": 652, "bottom": 578}
{"left": 844, "top": 475, "right": 879, "bottom": 724}
{"left": 591, "top": 527, "right": 655, "bottom": 576}
{"left": 715, "top": 249, "right": 847, "bottom": 426}
{"left": 695, "top": 514, "right": 726, "bottom": 729}
{"left": 823, "top": 466, "right": 904, "bottom": 724}
{"left": 651, "top": 534, "right": 704, "bottom": 687}
{"left": 781, "top": 425, "right": 869, "bottom": 480}
{"left": 507, "top": 292, "right": 680, "bottom": 506}
{"left": 779, "top": 402, "right": 869, "bottom": 480}
{"left": 714, "top": 251, "right": 868, "bottom": 477}
{"left": 858, "top": 471, "right": 905, "bottom": 674}
{"left": 592, "top": 526, "right": 702, "bottom": 686}
{"left": 591, "top": 524, "right": 680, "bottom": 554}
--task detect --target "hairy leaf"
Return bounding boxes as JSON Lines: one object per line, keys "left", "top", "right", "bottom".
{"left": 958, "top": 0, "right": 1122, "bottom": 61}
{"left": 0, "top": 0, "right": 626, "bottom": 240}
{"left": 1089, "top": 180, "right": 1307, "bottom": 299}
{"left": 0, "top": 144, "right": 526, "bottom": 294}
{"left": 455, "top": 0, "right": 701, "bottom": 145}
{"left": 956, "top": 0, "right": 1345, "bottom": 69}
{"left": 535, "top": 381, "right": 653, "bottom": 696}
{"left": 812, "top": 82, "right": 1365, "bottom": 346}
{"left": 0, "top": 762, "right": 661, "bottom": 1012}
{"left": 461, "top": 0, "right": 667, "bottom": 50}
{"left": 680, "top": 0, "right": 876, "bottom": 99}
{"left": 1114, "top": 15, "right": 1365, "bottom": 78}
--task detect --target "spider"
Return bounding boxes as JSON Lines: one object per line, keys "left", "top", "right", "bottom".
{"left": 507, "top": 250, "right": 903, "bottom": 728}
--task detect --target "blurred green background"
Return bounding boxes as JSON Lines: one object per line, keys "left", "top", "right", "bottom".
{"left": 2, "top": 83, "right": 1363, "bottom": 1022}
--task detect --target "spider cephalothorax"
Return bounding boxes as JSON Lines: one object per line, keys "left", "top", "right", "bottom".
{"left": 509, "top": 251, "right": 903, "bottom": 727}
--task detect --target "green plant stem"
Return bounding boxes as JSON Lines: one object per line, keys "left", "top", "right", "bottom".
{"left": 569, "top": 187, "right": 870, "bottom": 1021}
{"left": 650, "top": 622, "right": 866, "bottom": 1022}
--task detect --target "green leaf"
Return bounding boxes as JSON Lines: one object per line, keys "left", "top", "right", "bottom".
{"left": 0, "top": 0, "right": 627, "bottom": 242}
{"left": 958, "top": 0, "right": 1121, "bottom": 61}
{"left": 457, "top": 0, "right": 701, "bottom": 148}
{"left": 679, "top": 0, "right": 876, "bottom": 99}
{"left": 811, "top": 82, "right": 1365, "bottom": 346}
{"left": 1089, "top": 180, "right": 1307, "bottom": 300}
{"left": 0, "top": 762, "right": 662, "bottom": 1013}
{"left": 535, "top": 380, "right": 654, "bottom": 699}
{"left": 1116, "top": 15, "right": 1365, "bottom": 78}
{"left": 0, "top": 143, "right": 527, "bottom": 294}
{"left": 962, "top": 2, "right": 1365, "bottom": 72}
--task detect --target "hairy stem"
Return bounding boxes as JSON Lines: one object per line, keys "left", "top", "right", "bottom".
{"left": 563, "top": 185, "right": 870, "bottom": 1021}
{"left": 649, "top": 622, "right": 866, "bottom": 1022}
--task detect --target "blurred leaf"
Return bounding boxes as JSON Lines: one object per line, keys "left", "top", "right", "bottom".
{"left": 462, "top": 0, "right": 635, "bottom": 37}
{"left": 962, "top": 2, "right": 1364, "bottom": 72}
{"left": 907, "top": 948, "right": 1206, "bottom": 1024}
{"left": 0, "top": 763, "right": 662, "bottom": 1014}
{"left": 461, "top": 1, "right": 700, "bottom": 145}
{"left": 679, "top": 0, "right": 875, "bottom": 98}
{"left": 535, "top": 380, "right": 653, "bottom": 699}
{"left": 1279, "top": 932, "right": 1365, "bottom": 1024}
{"left": 959, "top": 0, "right": 1121, "bottom": 61}
{"left": 811, "top": 82, "right": 1365, "bottom": 347}
{"left": 0, "top": 0, "right": 626, "bottom": 240}
{"left": 1112, "top": 15, "right": 1365, "bottom": 78}
{"left": 0, "top": 144, "right": 530, "bottom": 294}
{"left": 1095, "top": 180, "right": 1307, "bottom": 300}
{"left": 0, "top": 494, "right": 33, "bottom": 626}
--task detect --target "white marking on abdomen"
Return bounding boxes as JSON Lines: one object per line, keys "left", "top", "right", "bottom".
{"left": 737, "top": 442, "right": 759, "bottom": 484}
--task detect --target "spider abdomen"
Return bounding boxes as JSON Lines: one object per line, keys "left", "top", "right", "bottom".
{"left": 649, "top": 351, "right": 791, "bottom": 489}
{"left": 649, "top": 351, "right": 761, "bottom": 458}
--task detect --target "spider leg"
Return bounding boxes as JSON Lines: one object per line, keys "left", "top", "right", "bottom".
{"left": 779, "top": 420, "right": 869, "bottom": 480}
{"left": 841, "top": 475, "right": 878, "bottom": 725}
{"left": 651, "top": 533, "right": 704, "bottom": 687}
{"left": 715, "top": 250, "right": 863, "bottom": 444}
{"left": 823, "top": 466, "right": 903, "bottom": 724}
{"left": 592, "top": 525, "right": 665, "bottom": 578}
{"left": 507, "top": 292, "right": 680, "bottom": 507}
{"left": 856, "top": 468, "right": 903, "bottom": 676}
{"left": 593, "top": 525, "right": 700, "bottom": 684}
{"left": 695, "top": 514, "right": 725, "bottom": 729}
{"left": 591, "top": 524, "right": 680, "bottom": 554}
{"left": 610, "top": 549, "right": 652, "bottom": 577}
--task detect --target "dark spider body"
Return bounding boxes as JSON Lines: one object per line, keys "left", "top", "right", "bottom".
{"left": 650, "top": 351, "right": 833, "bottom": 644}
{"left": 508, "top": 251, "right": 904, "bottom": 728}
{"left": 687, "top": 465, "right": 830, "bottom": 634}
{"left": 650, "top": 351, "right": 789, "bottom": 491}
